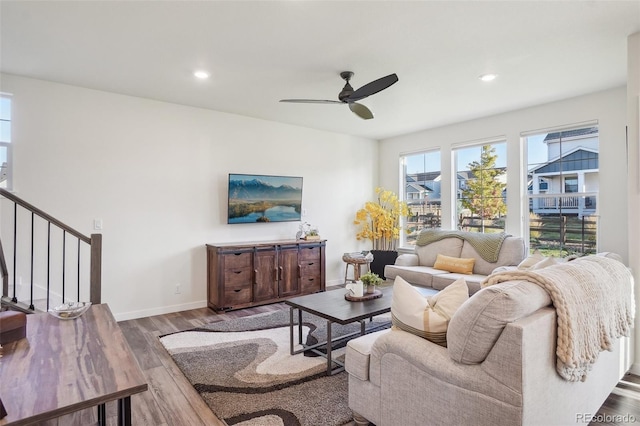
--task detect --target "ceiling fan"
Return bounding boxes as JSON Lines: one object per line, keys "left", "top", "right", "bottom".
{"left": 279, "top": 71, "right": 398, "bottom": 120}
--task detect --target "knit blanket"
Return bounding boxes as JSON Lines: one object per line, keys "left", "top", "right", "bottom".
{"left": 482, "top": 255, "right": 635, "bottom": 382}
{"left": 415, "top": 229, "right": 508, "bottom": 262}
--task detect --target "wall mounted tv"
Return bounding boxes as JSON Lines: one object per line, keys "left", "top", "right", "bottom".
{"left": 227, "top": 173, "right": 303, "bottom": 224}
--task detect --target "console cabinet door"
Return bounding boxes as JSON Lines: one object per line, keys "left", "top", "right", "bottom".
{"left": 278, "top": 246, "right": 300, "bottom": 297}
{"left": 253, "top": 248, "right": 279, "bottom": 302}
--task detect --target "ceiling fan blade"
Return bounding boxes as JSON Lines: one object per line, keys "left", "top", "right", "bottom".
{"left": 349, "top": 103, "right": 374, "bottom": 120}
{"left": 348, "top": 73, "right": 398, "bottom": 102}
{"left": 279, "top": 99, "right": 343, "bottom": 104}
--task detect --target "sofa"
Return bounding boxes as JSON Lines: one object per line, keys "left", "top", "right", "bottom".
{"left": 384, "top": 230, "right": 526, "bottom": 294}
{"left": 346, "top": 255, "right": 633, "bottom": 426}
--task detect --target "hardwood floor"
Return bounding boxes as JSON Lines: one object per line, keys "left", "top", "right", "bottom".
{"left": 33, "top": 303, "right": 640, "bottom": 425}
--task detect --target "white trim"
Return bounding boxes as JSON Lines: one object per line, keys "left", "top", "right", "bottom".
{"left": 520, "top": 120, "right": 599, "bottom": 138}
{"left": 113, "top": 300, "right": 208, "bottom": 322}
{"left": 450, "top": 134, "right": 506, "bottom": 150}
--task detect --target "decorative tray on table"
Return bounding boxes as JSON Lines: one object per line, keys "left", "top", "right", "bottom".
{"left": 48, "top": 302, "right": 92, "bottom": 320}
{"left": 345, "top": 289, "right": 383, "bottom": 302}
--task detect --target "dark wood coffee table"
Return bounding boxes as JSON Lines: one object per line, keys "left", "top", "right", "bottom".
{"left": 286, "top": 287, "right": 394, "bottom": 375}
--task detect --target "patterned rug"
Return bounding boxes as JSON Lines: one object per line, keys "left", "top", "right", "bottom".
{"left": 159, "top": 308, "right": 391, "bottom": 426}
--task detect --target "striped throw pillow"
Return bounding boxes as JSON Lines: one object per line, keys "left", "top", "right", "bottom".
{"left": 391, "top": 276, "right": 469, "bottom": 347}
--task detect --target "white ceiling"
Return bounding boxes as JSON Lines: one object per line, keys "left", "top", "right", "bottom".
{"left": 1, "top": 1, "right": 639, "bottom": 140}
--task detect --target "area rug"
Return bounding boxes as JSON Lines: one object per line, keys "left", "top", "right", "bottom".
{"left": 159, "top": 308, "right": 391, "bottom": 426}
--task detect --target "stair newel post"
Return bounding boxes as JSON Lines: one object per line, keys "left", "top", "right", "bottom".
{"left": 29, "top": 211, "right": 34, "bottom": 310}
{"left": 47, "top": 222, "right": 51, "bottom": 310}
{"left": 90, "top": 233, "right": 102, "bottom": 304}
{"left": 11, "top": 202, "right": 16, "bottom": 303}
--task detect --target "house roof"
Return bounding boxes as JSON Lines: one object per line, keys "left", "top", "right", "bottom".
{"left": 544, "top": 127, "right": 599, "bottom": 142}
{"left": 531, "top": 148, "right": 599, "bottom": 174}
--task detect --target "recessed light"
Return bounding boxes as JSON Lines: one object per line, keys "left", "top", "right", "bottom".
{"left": 479, "top": 74, "right": 497, "bottom": 82}
{"left": 194, "top": 70, "right": 210, "bottom": 79}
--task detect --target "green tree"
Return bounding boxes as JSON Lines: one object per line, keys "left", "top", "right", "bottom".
{"left": 461, "top": 145, "right": 506, "bottom": 220}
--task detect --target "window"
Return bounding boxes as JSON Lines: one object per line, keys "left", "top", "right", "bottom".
{"left": 401, "top": 150, "right": 441, "bottom": 246}
{"left": 0, "top": 94, "right": 12, "bottom": 190}
{"left": 454, "top": 142, "right": 507, "bottom": 233}
{"left": 525, "top": 125, "right": 599, "bottom": 256}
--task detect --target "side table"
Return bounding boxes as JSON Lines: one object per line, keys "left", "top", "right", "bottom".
{"left": 342, "top": 253, "right": 372, "bottom": 284}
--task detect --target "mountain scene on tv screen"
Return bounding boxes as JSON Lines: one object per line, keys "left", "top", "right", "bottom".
{"left": 228, "top": 177, "right": 302, "bottom": 223}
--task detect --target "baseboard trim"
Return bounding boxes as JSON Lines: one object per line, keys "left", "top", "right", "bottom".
{"left": 114, "top": 300, "right": 208, "bottom": 322}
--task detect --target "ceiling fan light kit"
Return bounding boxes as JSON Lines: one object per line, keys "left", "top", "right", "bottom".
{"left": 280, "top": 71, "right": 398, "bottom": 120}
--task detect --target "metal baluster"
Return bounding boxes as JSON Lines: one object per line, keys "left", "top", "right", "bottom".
{"left": 47, "top": 222, "right": 51, "bottom": 310}
{"left": 77, "top": 238, "right": 80, "bottom": 301}
{"left": 62, "top": 230, "right": 66, "bottom": 304}
{"left": 29, "top": 212, "right": 34, "bottom": 310}
{"left": 11, "top": 202, "right": 17, "bottom": 302}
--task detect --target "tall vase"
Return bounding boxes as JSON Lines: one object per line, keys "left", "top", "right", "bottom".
{"left": 369, "top": 250, "right": 398, "bottom": 280}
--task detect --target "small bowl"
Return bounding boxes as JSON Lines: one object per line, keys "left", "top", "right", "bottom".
{"left": 48, "top": 302, "right": 92, "bottom": 320}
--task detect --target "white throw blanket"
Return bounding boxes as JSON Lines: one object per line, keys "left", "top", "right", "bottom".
{"left": 482, "top": 255, "right": 635, "bottom": 382}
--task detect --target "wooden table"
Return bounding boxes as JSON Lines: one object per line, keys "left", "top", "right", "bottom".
{"left": 0, "top": 304, "right": 148, "bottom": 426}
{"left": 285, "top": 286, "right": 393, "bottom": 375}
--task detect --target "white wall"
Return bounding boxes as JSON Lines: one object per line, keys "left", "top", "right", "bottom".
{"left": 0, "top": 74, "right": 378, "bottom": 320}
{"left": 626, "top": 32, "right": 640, "bottom": 375}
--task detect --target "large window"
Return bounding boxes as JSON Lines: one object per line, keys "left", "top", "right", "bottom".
{"left": 525, "top": 125, "right": 599, "bottom": 256}
{"left": 0, "top": 94, "right": 12, "bottom": 190}
{"left": 401, "top": 150, "right": 441, "bottom": 246}
{"left": 454, "top": 142, "right": 507, "bottom": 233}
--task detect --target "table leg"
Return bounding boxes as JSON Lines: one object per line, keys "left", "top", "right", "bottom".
{"left": 97, "top": 403, "right": 106, "bottom": 426}
{"left": 361, "top": 320, "right": 366, "bottom": 335}
{"left": 298, "top": 309, "right": 303, "bottom": 344}
{"left": 289, "top": 307, "right": 294, "bottom": 355}
{"left": 326, "top": 320, "right": 333, "bottom": 375}
{"left": 117, "top": 396, "right": 131, "bottom": 426}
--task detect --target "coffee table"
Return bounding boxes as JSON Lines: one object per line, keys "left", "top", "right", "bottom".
{"left": 286, "top": 287, "right": 393, "bottom": 375}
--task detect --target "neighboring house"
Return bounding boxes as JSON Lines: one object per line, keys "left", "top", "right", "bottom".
{"left": 529, "top": 127, "right": 599, "bottom": 217}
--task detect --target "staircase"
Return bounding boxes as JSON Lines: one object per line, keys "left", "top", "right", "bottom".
{"left": 0, "top": 188, "right": 101, "bottom": 313}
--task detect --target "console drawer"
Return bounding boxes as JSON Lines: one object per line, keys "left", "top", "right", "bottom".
{"left": 298, "top": 246, "right": 321, "bottom": 261}
{"left": 223, "top": 286, "right": 252, "bottom": 305}
{"left": 223, "top": 252, "right": 252, "bottom": 269}
{"left": 224, "top": 267, "right": 252, "bottom": 286}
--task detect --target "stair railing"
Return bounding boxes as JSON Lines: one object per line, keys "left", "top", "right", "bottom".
{"left": 0, "top": 188, "right": 101, "bottom": 312}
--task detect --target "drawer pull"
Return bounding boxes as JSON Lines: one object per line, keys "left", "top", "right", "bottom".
{"left": 233, "top": 289, "right": 242, "bottom": 293}
{"left": 234, "top": 253, "right": 243, "bottom": 256}
{"left": 234, "top": 270, "right": 242, "bottom": 274}
{"left": 307, "top": 262, "right": 314, "bottom": 266}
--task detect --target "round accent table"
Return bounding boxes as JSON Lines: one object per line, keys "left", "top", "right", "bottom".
{"left": 342, "top": 253, "right": 372, "bottom": 284}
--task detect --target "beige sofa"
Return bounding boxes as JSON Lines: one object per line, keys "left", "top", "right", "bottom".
{"left": 345, "top": 261, "right": 631, "bottom": 426}
{"left": 384, "top": 231, "right": 526, "bottom": 294}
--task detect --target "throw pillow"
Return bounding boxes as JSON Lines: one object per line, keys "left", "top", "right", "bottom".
{"left": 531, "top": 256, "right": 557, "bottom": 270}
{"left": 391, "top": 276, "right": 469, "bottom": 347}
{"left": 517, "top": 250, "right": 544, "bottom": 270}
{"left": 433, "top": 254, "right": 475, "bottom": 275}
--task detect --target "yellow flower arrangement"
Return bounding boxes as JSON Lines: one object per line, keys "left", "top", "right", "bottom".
{"left": 354, "top": 187, "right": 409, "bottom": 251}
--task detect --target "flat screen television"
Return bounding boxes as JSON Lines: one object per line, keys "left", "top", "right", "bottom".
{"left": 227, "top": 173, "right": 303, "bottom": 224}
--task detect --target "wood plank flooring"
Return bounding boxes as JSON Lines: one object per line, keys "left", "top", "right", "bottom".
{"left": 19, "top": 303, "right": 640, "bottom": 425}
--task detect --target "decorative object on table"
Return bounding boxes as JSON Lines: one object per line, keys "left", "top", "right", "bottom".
{"left": 48, "top": 301, "right": 92, "bottom": 320}
{"left": 0, "top": 311, "right": 26, "bottom": 344}
{"left": 354, "top": 188, "right": 408, "bottom": 279}
{"left": 360, "top": 271, "right": 383, "bottom": 294}
{"left": 296, "top": 221, "right": 320, "bottom": 240}
{"left": 304, "top": 226, "right": 321, "bottom": 241}
{"left": 159, "top": 309, "right": 391, "bottom": 426}
{"left": 345, "top": 280, "right": 364, "bottom": 297}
